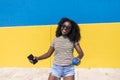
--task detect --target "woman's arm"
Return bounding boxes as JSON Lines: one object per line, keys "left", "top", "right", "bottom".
{"left": 74, "top": 42, "right": 84, "bottom": 60}
{"left": 35, "top": 46, "right": 55, "bottom": 60}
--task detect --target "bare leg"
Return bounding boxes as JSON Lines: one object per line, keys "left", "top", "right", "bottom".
{"left": 63, "top": 75, "right": 74, "bottom": 80}
{"left": 48, "top": 73, "right": 60, "bottom": 80}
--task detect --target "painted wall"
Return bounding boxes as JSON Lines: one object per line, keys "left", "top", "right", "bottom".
{"left": 0, "top": 23, "right": 120, "bottom": 68}
{"left": 0, "top": 0, "right": 120, "bottom": 68}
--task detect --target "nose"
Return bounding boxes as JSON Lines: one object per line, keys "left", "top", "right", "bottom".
{"left": 61, "top": 26, "right": 67, "bottom": 30}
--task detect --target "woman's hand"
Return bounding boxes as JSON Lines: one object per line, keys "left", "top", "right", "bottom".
{"left": 29, "top": 59, "right": 34, "bottom": 64}
{"left": 28, "top": 56, "right": 38, "bottom": 64}
{"left": 76, "top": 59, "right": 81, "bottom": 66}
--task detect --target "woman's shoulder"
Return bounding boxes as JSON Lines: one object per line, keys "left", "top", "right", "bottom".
{"left": 73, "top": 41, "right": 80, "bottom": 46}
{"left": 53, "top": 36, "right": 62, "bottom": 40}
{"left": 52, "top": 37, "right": 58, "bottom": 41}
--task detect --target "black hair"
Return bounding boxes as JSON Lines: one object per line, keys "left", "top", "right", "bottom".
{"left": 56, "top": 17, "right": 81, "bottom": 42}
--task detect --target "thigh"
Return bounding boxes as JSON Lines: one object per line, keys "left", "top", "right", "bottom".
{"left": 51, "top": 64, "right": 63, "bottom": 78}
{"left": 63, "top": 65, "right": 75, "bottom": 77}
{"left": 48, "top": 73, "right": 60, "bottom": 80}
{"left": 63, "top": 75, "right": 75, "bottom": 80}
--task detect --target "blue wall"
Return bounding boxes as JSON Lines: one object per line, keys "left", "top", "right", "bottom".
{"left": 0, "top": 0, "right": 120, "bottom": 27}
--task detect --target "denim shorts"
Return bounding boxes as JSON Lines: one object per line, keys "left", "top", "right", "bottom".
{"left": 51, "top": 64, "right": 75, "bottom": 78}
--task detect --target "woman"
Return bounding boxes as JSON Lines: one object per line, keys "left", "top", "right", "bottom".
{"left": 30, "top": 18, "right": 84, "bottom": 80}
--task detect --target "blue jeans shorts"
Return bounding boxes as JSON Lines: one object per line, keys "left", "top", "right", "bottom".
{"left": 51, "top": 64, "right": 75, "bottom": 78}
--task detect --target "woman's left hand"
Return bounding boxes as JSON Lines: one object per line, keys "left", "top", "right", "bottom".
{"left": 76, "top": 59, "right": 81, "bottom": 66}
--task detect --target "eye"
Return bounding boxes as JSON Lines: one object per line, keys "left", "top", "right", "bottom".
{"left": 61, "top": 24, "right": 66, "bottom": 28}
{"left": 65, "top": 26, "right": 71, "bottom": 30}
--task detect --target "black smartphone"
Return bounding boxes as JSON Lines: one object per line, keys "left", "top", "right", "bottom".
{"left": 27, "top": 54, "right": 38, "bottom": 64}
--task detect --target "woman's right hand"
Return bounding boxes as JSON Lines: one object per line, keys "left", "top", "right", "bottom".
{"left": 29, "top": 59, "right": 34, "bottom": 64}
{"left": 28, "top": 57, "right": 38, "bottom": 64}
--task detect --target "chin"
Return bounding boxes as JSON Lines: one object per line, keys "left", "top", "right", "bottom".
{"left": 62, "top": 33, "right": 66, "bottom": 35}
{"left": 62, "top": 34, "right": 67, "bottom": 36}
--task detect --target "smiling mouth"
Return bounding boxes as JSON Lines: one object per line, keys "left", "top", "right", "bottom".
{"left": 63, "top": 29, "right": 66, "bottom": 32}
{"left": 62, "top": 29, "right": 69, "bottom": 36}
{"left": 62, "top": 29, "right": 67, "bottom": 33}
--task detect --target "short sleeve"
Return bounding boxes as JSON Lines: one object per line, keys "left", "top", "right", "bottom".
{"left": 50, "top": 38, "right": 55, "bottom": 47}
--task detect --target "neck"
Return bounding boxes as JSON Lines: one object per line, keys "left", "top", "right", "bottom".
{"left": 62, "top": 35, "right": 68, "bottom": 38}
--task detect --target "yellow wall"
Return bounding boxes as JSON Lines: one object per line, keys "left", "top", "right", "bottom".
{"left": 0, "top": 23, "right": 120, "bottom": 68}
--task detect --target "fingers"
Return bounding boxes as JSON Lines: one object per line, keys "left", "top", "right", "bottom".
{"left": 29, "top": 60, "right": 34, "bottom": 64}
{"left": 76, "top": 60, "right": 81, "bottom": 66}
{"left": 34, "top": 56, "right": 38, "bottom": 60}
{"left": 28, "top": 56, "right": 38, "bottom": 64}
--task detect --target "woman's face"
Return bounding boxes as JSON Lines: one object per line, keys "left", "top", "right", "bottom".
{"left": 61, "top": 21, "right": 72, "bottom": 36}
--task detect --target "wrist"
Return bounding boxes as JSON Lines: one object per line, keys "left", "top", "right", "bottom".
{"left": 35, "top": 56, "right": 39, "bottom": 60}
{"left": 76, "top": 57, "right": 81, "bottom": 61}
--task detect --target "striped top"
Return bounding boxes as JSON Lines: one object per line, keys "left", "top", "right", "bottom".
{"left": 51, "top": 36, "right": 76, "bottom": 66}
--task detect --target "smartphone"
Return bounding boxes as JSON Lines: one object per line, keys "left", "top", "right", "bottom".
{"left": 27, "top": 54, "right": 38, "bottom": 64}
